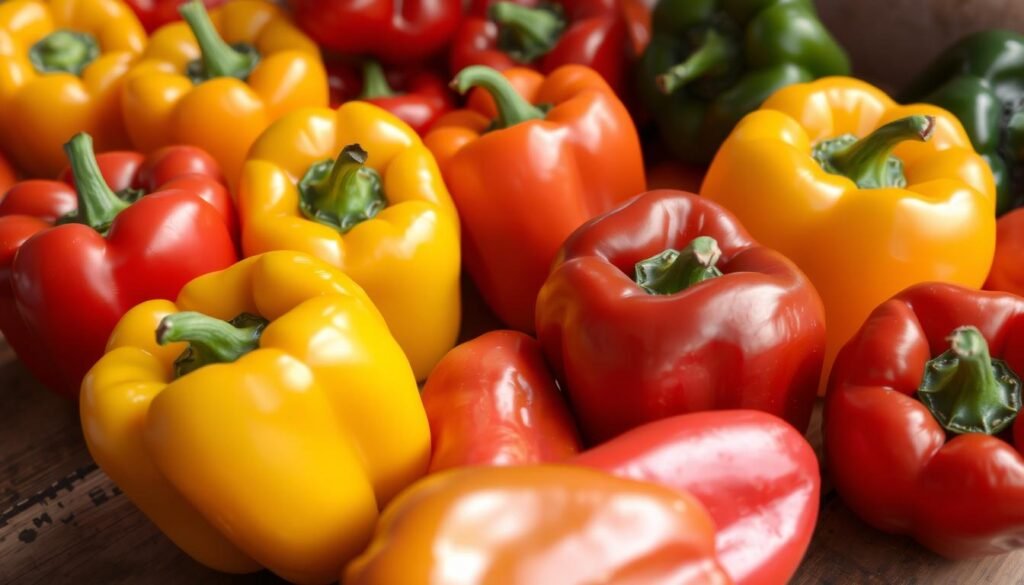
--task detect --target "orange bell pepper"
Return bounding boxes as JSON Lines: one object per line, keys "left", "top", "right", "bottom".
{"left": 701, "top": 77, "right": 996, "bottom": 388}
{"left": 121, "top": 0, "right": 327, "bottom": 186}
{"left": 0, "top": 0, "right": 146, "bottom": 177}
{"left": 424, "top": 65, "right": 645, "bottom": 331}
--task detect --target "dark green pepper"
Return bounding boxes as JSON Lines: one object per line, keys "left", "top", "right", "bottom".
{"left": 636, "top": 0, "right": 850, "bottom": 164}
{"left": 901, "top": 30, "right": 1024, "bottom": 215}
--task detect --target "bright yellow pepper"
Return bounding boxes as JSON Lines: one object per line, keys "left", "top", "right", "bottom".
{"left": 0, "top": 0, "right": 145, "bottom": 177}
{"left": 240, "top": 102, "right": 461, "bottom": 380}
{"left": 122, "top": 0, "right": 327, "bottom": 186}
{"left": 80, "top": 251, "right": 430, "bottom": 584}
{"left": 701, "top": 77, "right": 996, "bottom": 389}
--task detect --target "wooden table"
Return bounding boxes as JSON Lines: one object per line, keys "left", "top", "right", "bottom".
{"left": 2, "top": 334, "right": 1022, "bottom": 584}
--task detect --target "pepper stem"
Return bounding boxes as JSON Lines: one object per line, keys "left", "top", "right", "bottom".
{"left": 29, "top": 30, "right": 99, "bottom": 76}
{"left": 157, "top": 312, "right": 268, "bottom": 378}
{"left": 635, "top": 236, "right": 724, "bottom": 295}
{"left": 179, "top": 0, "right": 258, "bottom": 81}
{"left": 450, "top": 66, "right": 546, "bottom": 129}
{"left": 917, "top": 326, "right": 1022, "bottom": 435}
{"left": 359, "top": 60, "right": 397, "bottom": 99}
{"left": 820, "top": 115, "right": 935, "bottom": 189}
{"left": 61, "top": 133, "right": 130, "bottom": 233}
{"left": 298, "top": 144, "right": 387, "bottom": 233}
{"left": 656, "top": 29, "right": 734, "bottom": 95}
{"left": 490, "top": 2, "right": 565, "bottom": 63}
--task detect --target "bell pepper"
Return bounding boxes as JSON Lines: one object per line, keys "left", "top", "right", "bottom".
{"left": 450, "top": 0, "right": 629, "bottom": 94}
{"left": 424, "top": 65, "right": 645, "bottom": 331}
{"left": 344, "top": 465, "right": 731, "bottom": 585}
{"left": 327, "top": 58, "right": 454, "bottom": 136}
{"left": 421, "top": 330, "right": 582, "bottom": 472}
{"left": 701, "top": 77, "right": 997, "bottom": 390}
{"left": 239, "top": 101, "right": 460, "bottom": 380}
{"left": 574, "top": 411, "right": 820, "bottom": 585}
{"left": 81, "top": 251, "right": 431, "bottom": 583}
{"left": 125, "top": 0, "right": 225, "bottom": 32}
{"left": 122, "top": 0, "right": 327, "bottom": 186}
{"left": 0, "top": 0, "right": 146, "bottom": 177}
{"left": 0, "top": 133, "right": 237, "bottom": 399}
{"left": 825, "top": 282, "right": 1024, "bottom": 558}
{"left": 535, "top": 189, "right": 825, "bottom": 443}
{"left": 290, "top": 0, "right": 462, "bottom": 66}
{"left": 902, "top": 30, "right": 1024, "bottom": 215}
{"left": 0, "top": 153, "right": 15, "bottom": 193}
{"left": 636, "top": 0, "right": 849, "bottom": 165}
{"left": 985, "top": 208, "right": 1024, "bottom": 296}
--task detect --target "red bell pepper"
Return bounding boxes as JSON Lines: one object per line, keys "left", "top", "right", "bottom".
{"left": 290, "top": 0, "right": 462, "bottom": 65}
{"left": 124, "top": 0, "right": 225, "bottom": 32}
{"left": 0, "top": 134, "right": 237, "bottom": 399}
{"left": 536, "top": 190, "right": 826, "bottom": 443}
{"left": 421, "top": 330, "right": 582, "bottom": 472}
{"left": 984, "top": 208, "right": 1024, "bottom": 296}
{"left": 0, "top": 152, "right": 15, "bottom": 194}
{"left": 326, "top": 58, "right": 454, "bottom": 136}
{"left": 826, "top": 282, "right": 1024, "bottom": 558}
{"left": 451, "top": 0, "right": 629, "bottom": 94}
{"left": 574, "top": 410, "right": 820, "bottom": 585}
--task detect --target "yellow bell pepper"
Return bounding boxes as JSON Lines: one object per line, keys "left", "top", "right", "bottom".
{"left": 0, "top": 0, "right": 145, "bottom": 177}
{"left": 80, "top": 251, "right": 430, "bottom": 585}
{"left": 240, "top": 101, "right": 461, "bottom": 380}
{"left": 701, "top": 77, "right": 996, "bottom": 389}
{"left": 121, "top": 0, "right": 327, "bottom": 186}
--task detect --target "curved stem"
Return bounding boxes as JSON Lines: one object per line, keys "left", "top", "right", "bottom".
{"left": 450, "top": 65, "right": 546, "bottom": 129}
{"left": 29, "top": 30, "right": 99, "bottom": 76}
{"left": 179, "top": 0, "right": 257, "bottom": 80}
{"left": 298, "top": 144, "right": 387, "bottom": 233}
{"left": 359, "top": 60, "right": 396, "bottom": 99}
{"left": 635, "top": 236, "right": 724, "bottom": 295}
{"left": 490, "top": 2, "right": 564, "bottom": 63}
{"left": 817, "top": 115, "right": 935, "bottom": 189}
{"left": 656, "top": 29, "right": 733, "bottom": 95}
{"left": 157, "top": 311, "right": 267, "bottom": 378}
{"left": 62, "top": 133, "right": 130, "bottom": 233}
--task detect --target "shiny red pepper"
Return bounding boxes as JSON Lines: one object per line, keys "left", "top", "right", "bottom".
{"left": 826, "top": 283, "right": 1024, "bottom": 559}
{"left": 451, "top": 0, "right": 629, "bottom": 93}
{"left": 291, "top": 0, "right": 462, "bottom": 65}
{"left": 421, "top": 330, "right": 582, "bottom": 472}
{"left": 326, "top": 58, "right": 454, "bottom": 136}
{"left": 124, "top": 0, "right": 225, "bottom": 32}
{"left": 0, "top": 134, "right": 237, "bottom": 399}
{"left": 574, "top": 411, "right": 820, "bottom": 585}
{"left": 985, "top": 208, "right": 1024, "bottom": 296}
{"left": 536, "top": 190, "right": 826, "bottom": 444}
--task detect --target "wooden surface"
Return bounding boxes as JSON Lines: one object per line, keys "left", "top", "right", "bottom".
{"left": 2, "top": 334, "right": 1023, "bottom": 584}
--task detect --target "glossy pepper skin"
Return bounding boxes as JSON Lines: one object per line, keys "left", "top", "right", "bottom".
{"left": 345, "top": 465, "right": 731, "bottom": 585}
{"left": 0, "top": 134, "right": 236, "bottom": 399}
{"left": 291, "top": 0, "right": 462, "bottom": 66}
{"left": 637, "top": 0, "right": 849, "bottom": 164}
{"left": 240, "top": 101, "right": 461, "bottom": 380}
{"left": 122, "top": 0, "right": 327, "bottom": 186}
{"left": 327, "top": 59, "right": 454, "bottom": 136}
{"left": 0, "top": 0, "right": 146, "bottom": 177}
{"left": 902, "top": 30, "right": 1024, "bottom": 215}
{"left": 81, "top": 251, "right": 430, "bottom": 583}
{"left": 825, "top": 283, "right": 1024, "bottom": 558}
{"left": 702, "top": 77, "right": 997, "bottom": 390}
{"left": 421, "top": 330, "right": 582, "bottom": 472}
{"left": 425, "top": 65, "right": 645, "bottom": 332}
{"left": 451, "top": 0, "right": 629, "bottom": 94}
{"left": 125, "top": 0, "right": 225, "bottom": 32}
{"left": 985, "top": 208, "right": 1024, "bottom": 296}
{"left": 536, "top": 190, "right": 825, "bottom": 443}
{"left": 575, "top": 411, "right": 821, "bottom": 585}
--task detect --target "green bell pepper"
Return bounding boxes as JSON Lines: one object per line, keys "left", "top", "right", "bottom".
{"left": 902, "top": 30, "right": 1024, "bottom": 215}
{"left": 636, "top": 0, "right": 850, "bottom": 165}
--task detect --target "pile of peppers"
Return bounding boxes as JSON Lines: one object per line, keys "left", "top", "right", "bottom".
{"left": 0, "top": 0, "right": 1023, "bottom": 583}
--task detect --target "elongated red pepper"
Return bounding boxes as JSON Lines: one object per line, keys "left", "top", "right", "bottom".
{"left": 451, "top": 0, "right": 628, "bottom": 93}
{"left": 124, "top": 0, "right": 225, "bottom": 32}
{"left": 826, "top": 283, "right": 1024, "bottom": 558}
{"left": 0, "top": 134, "right": 237, "bottom": 399}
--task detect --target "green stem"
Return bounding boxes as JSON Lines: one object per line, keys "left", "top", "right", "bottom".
{"left": 634, "top": 236, "right": 724, "bottom": 295}
{"left": 656, "top": 29, "right": 734, "bottom": 95}
{"left": 917, "top": 326, "right": 1022, "bottom": 435}
{"left": 298, "top": 144, "right": 387, "bottom": 233}
{"left": 359, "top": 60, "right": 396, "bottom": 99}
{"left": 179, "top": 0, "right": 258, "bottom": 81}
{"left": 820, "top": 115, "right": 935, "bottom": 189}
{"left": 157, "top": 312, "right": 268, "bottom": 378}
{"left": 490, "top": 2, "right": 565, "bottom": 63}
{"left": 62, "top": 133, "right": 130, "bottom": 233}
{"left": 450, "top": 65, "right": 546, "bottom": 129}
{"left": 29, "top": 30, "right": 99, "bottom": 76}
